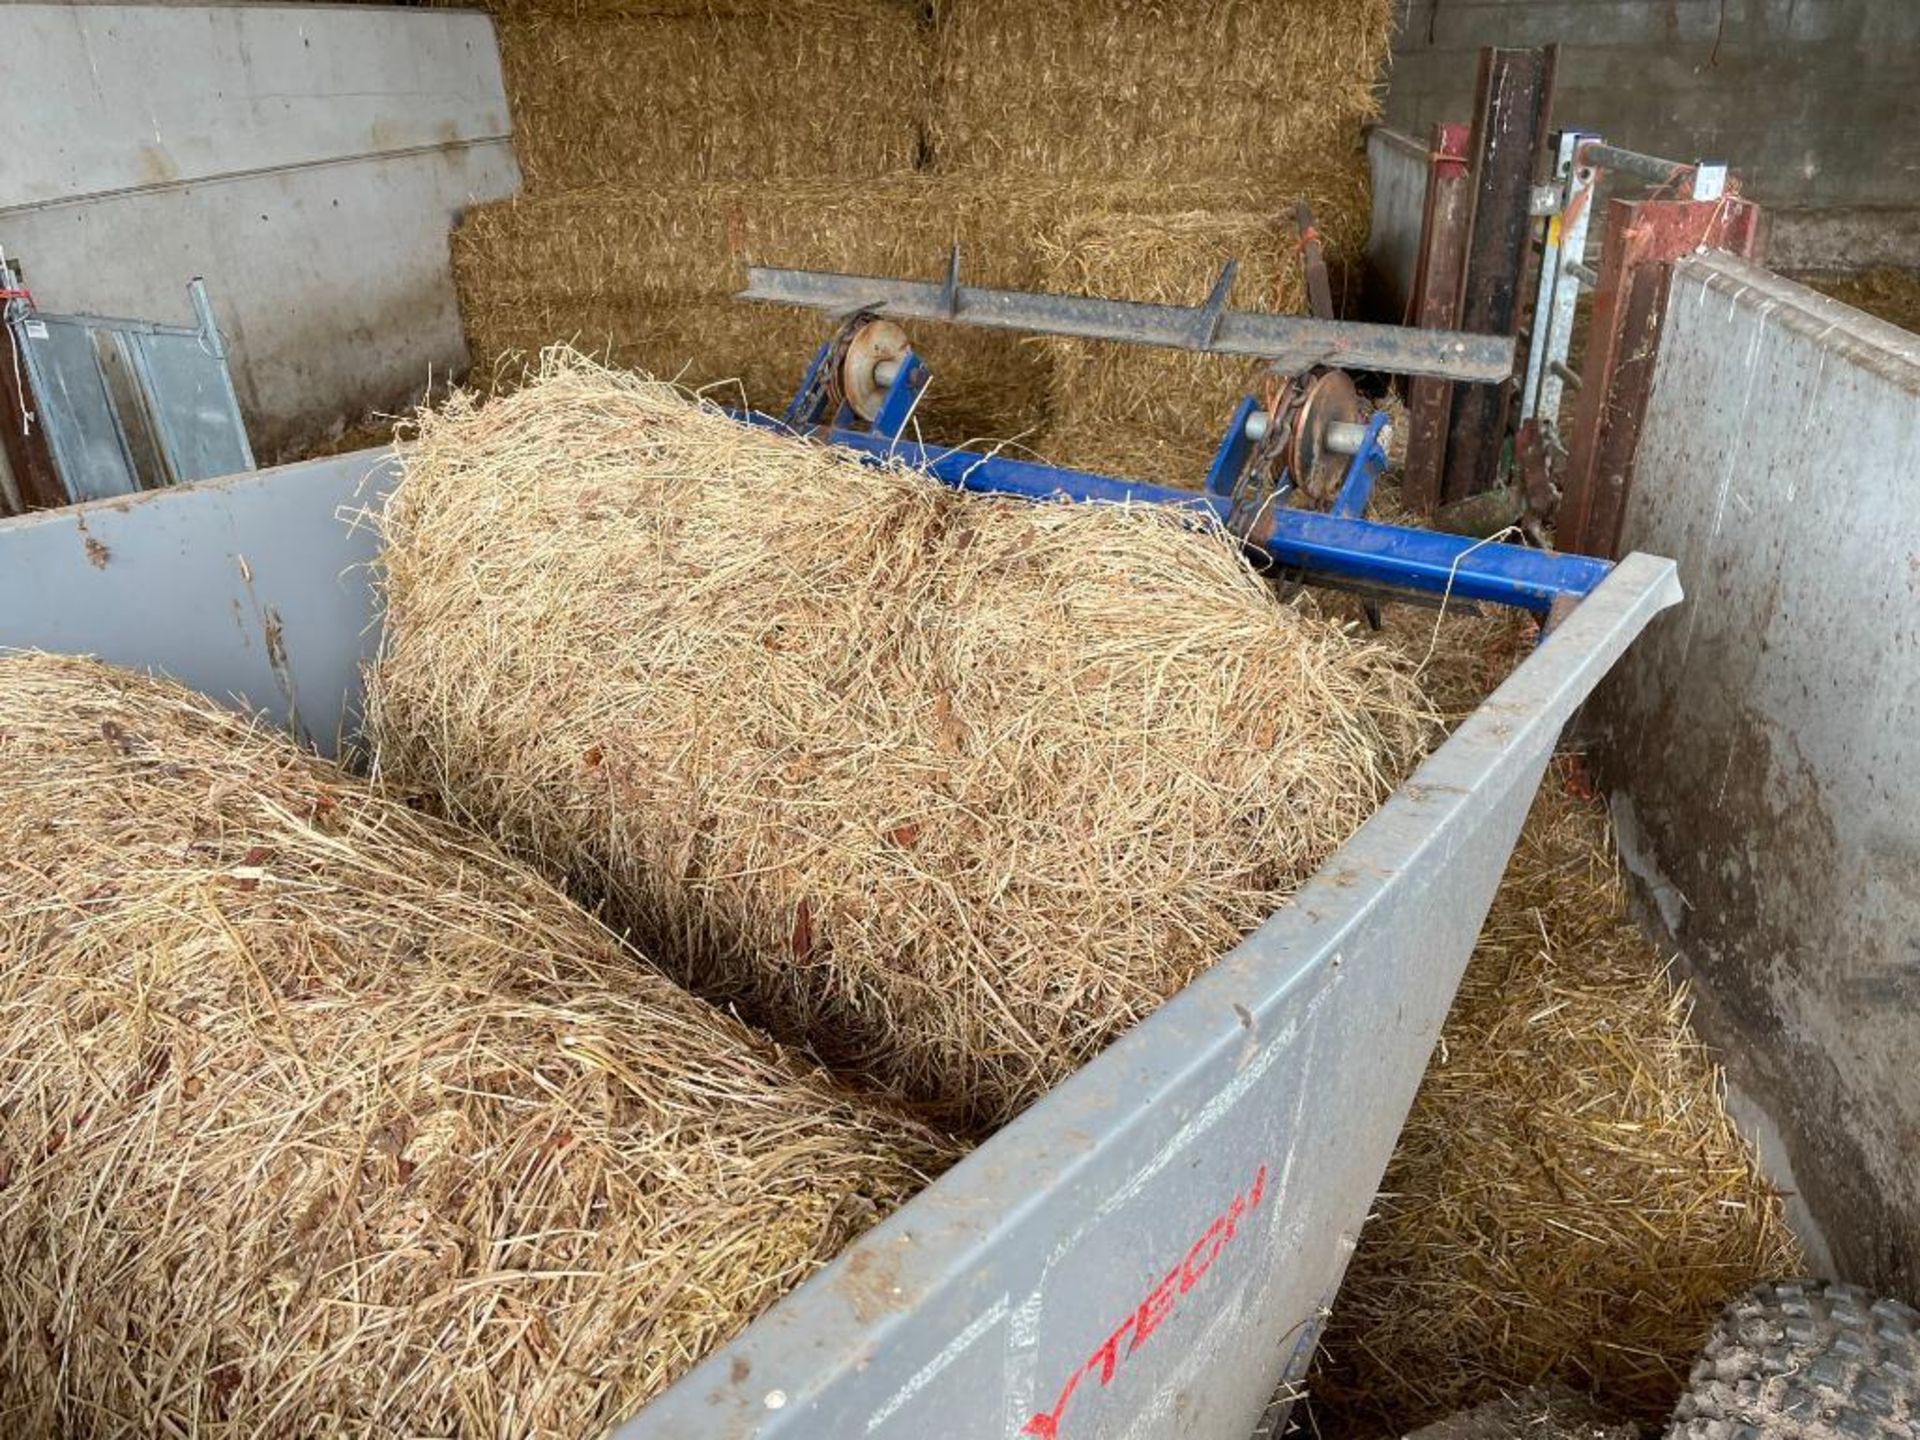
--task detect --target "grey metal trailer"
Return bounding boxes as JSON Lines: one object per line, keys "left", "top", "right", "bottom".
{"left": 0, "top": 453, "right": 1680, "bottom": 1440}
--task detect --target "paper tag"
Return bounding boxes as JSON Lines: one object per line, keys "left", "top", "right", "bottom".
{"left": 23, "top": 320, "right": 48, "bottom": 340}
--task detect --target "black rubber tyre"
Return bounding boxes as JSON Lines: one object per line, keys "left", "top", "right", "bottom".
{"left": 1669, "top": 1280, "right": 1920, "bottom": 1439}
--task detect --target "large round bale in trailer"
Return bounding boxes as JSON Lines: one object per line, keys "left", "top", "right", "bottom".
{"left": 369, "top": 355, "right": 1434, "bottom": 1131}
{"left": 0, "top": 653, "right": 955, "bottom": 1437}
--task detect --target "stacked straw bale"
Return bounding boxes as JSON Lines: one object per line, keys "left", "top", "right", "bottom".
{"left": 929, "top": 0, "right": 1395, "bottom": 180}
{"left": 922, "top": 0, "right": 1390, "bottom": 477}
{"left": 454, "top": 177, "right": 1054, "bottom": 442}
{"left": 1031, "top": 185, "right": 1367, "bottom": 481}
{"left": 499, "top": 2, "right": 928, "bottom": 188}
{"left": 451, "top": 176, "right": 1295, "bottom": 446}
{"left": 368, "top": 355, "right": 1434, "bottom": 1131}
{"left": 449, "top": 0, "right": 1395, "bottom": 465}
{"left": 0, "top": 651, "right": 955, "bottom": 1436}
{"left": 1309, "top": 612, "right": 1802, "bottom": 1433}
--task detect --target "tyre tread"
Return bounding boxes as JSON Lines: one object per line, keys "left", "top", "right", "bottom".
{"left": 1666, "top": 1281, "right": 1920, "bottom": 1440}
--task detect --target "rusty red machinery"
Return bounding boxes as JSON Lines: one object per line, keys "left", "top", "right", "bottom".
{"left": 1399, "top": 45, "right": 1766, "bottom": 558}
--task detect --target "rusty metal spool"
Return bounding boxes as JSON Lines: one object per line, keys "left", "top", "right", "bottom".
{"left": 836, "top": 318, "right": 912, "bottom": 422}
{"left": 1274, "top": 367, "right": 1363, "bottom": 506}
{"left": 1227, "top": 366, "right": 1365, "bottom": 540}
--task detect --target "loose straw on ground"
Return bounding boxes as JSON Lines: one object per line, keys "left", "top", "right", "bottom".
{"left": 369, "top": 352, "right": 1435, "bottom": 1131}
{"left": 1311, "top": 611, "right": 1802, "bottom": 1432}
{"left": 0, "top": 651, "right": 956, "bottom": 1437}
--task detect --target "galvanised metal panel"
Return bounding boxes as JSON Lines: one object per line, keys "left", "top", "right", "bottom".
{"left": 0, "top": 448, "right": 394, "bottom": 753}
{"left": 13, "top": 314, "right": 141, "bottom": 502}
{"left": 0, "top": 457, "right": 1678, "bottom": 1439}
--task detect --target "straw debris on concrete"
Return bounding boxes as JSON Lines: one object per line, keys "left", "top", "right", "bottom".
{"left": 369, "top": 353, "right": 1435, "bottom": 1130}
{"left": 1801, "top": 266, "right": 1920, "bottom": 334}
{"left": 1312, "top": 610, "right": 1802, "bottom": 1432}
{"left": 0, "top": 651, "right": 955, "bottom": 1437}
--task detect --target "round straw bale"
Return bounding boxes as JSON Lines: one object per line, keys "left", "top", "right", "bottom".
{"left": 369, "top": 353, "right": 1435, "bottom": 1131}
{"left": 0, "top": 651, "right": 955, "bottom": 1437}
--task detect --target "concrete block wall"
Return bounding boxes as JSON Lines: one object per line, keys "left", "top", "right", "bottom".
{"left": 0, "top": 4, "right": 520, "bottom": 458}
{"left": 1384, "top": 0, "right": 1920, "bottom": 270}
{"left": 1589, "top": 254, "right": 1920, "bottom": 1297}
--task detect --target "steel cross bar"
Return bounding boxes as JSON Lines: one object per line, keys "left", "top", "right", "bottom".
{"left": 738, "top": 266, "right": 1516, "bottom": 383}
{"left": 731, "top": 411, "right": 1609, "bottom": 614}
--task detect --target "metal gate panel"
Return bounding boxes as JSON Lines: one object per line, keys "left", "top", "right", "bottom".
{"left": 3, "top": 278, "right": 253, "bottom": 505}
{"left": 13, "top": 313, "right": 141, "bottom": 502}
{"left": 123, "top": 326, "right": 255, "bottom": 484}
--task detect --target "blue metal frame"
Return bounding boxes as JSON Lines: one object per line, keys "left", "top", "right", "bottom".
{"left": 870, "top": 352, "right": 928, "bottom": 442}
{"left": 1202, "top": 394, "right": 1260, "bottom": 499}
{"left": 743, "top": 337, "right": 1610, "bottom": 617}
{"left": 1329, "top": 411, "right": 1393, "bottom": 520}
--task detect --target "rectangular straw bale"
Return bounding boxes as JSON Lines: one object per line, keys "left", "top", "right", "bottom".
{"left": 369, "top": 355, "right": 1435, "bottom": 1132}
{"left": 930, "top": 0, "right": 1394, "bottom": 179}
{"left": 500, "top": 2, "right": 928, "bottom": 188}
{"left": 0, "top": 651, "right": 956, "bottom": 1438}
{"left": 466, "top": 0, "right": 835, "bottom": 18}
{"left": 453, "top": 177, "right": 1060, "bottom": 440}
{"left": 1033, "top": 174, "right": 1371, "bottom": 482}
{"left": 451, "top": 176, "right": 1304, "bottom": 443}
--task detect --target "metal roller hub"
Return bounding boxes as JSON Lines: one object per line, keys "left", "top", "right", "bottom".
{"left": 838, "top": 318, "right": 912, "bottom": 422}
{"left": 1275, "top": 367, "right": 1362, "bottom": 506}
{"left": 1228, "top": 366, "right": 1365, "bottom": 540}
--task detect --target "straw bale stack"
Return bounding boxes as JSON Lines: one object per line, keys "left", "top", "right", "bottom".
{"left": 451, "top": 176, "right": 1289, "bottom": 445}
{"left": 912, "top": 0, "right": 1389, "bottom": 472}
{"left": 453, "top": 177, "right": 1055, "bottom": 441}
{"left": 1312, "top": 724, "right": 1802, "bottom": 1431}
{"left": 500, "top": 2, "right": 928, "bottom": 188}
{"left": 1029, "top": 183, "right": 1371, "bottom": 481}
{"left": 0, "top": 651, "right": 955, "bottom": 1436}
{"left": 455, "top": 0, "right": 847, "bottom": 18}
{"left": 368, "top": 354, "right": 1434, "bottom": 1131}
{"left": 929, "top": 0, "right": 1393, "bottom": 180}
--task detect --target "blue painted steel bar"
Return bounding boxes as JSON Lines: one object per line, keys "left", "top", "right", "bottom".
{"left": 781, "top": 338, "right": 836, "bottom": 428}
{"left": 789, "top": 426, "right": 1609, "bottom": 612}
{"left": 870, "top": 351, "right": 929, "bottom": 442}
{"left": 1203, "top": 394, "right": 1259, "bottom": 499}
{"left": 1329, "top": 412, "right": 1393, "bottom": 520}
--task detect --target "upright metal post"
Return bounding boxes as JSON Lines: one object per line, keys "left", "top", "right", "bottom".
{"left": 1402, "top": 122, "right": 1472, "bottom": 515}
{"left": 1440, "top": 45, "right": 1557, "bottom": 505}
{"left": 1518, "top": 132, "right": 1597, "bottom": 435}
{"left": 0, "top": 294, "right": 64, "bottom": 512}
{"left": 1557, "top": 194, "right": 1765, "bottom": 558}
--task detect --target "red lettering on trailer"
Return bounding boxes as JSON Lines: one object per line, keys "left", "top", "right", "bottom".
{"left": 1021, "top": 1163, "right": 1268, "bottom": 1440}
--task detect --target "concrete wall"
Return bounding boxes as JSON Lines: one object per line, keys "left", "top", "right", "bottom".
{"left": 0, "top": 4, "right": 519, "bottom": 457}
{"left": 1588, "top": 253, "right": 1920, "bottom": 1297}
{"left": 1384, "top": 0, "right": 1920, "bottom": 269}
